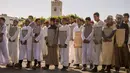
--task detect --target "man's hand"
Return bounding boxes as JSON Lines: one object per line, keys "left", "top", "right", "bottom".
{"left": 64, "top": 44, "right": 67, "bottom": 48}
{"left": 59, "top": 44, "right": 62, "bottom": 48}
{"left": 94, "top": 39, "right": 98, "bottom": 44}
{"left": 34, "top": 39, "right": 39, "bottom": 43}
{"left": 83, "top": 39, "right": 90, "bottom": 43}
{"left": 9, "top": 38, "right": 12, "bottom": 42}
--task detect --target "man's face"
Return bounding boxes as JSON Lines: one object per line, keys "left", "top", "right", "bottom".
{"left": 77, "top": 19, "right": 81, "bottom": 25}
{"left": 28, "top": 17, "right": 33, "bottom": 22}
{"left": 123, "top": 16, "right": 129, "bottom": 22}
{"left": 36, "top": 20, "right": 41, "bottom": 26}
{"left": 50, "top": 20, "right": 54, "bottom": 25}
{"left": 116, "top": 17, "right": 122, "bottom": 24}
{"left": 70, "top": 18, "right": 74, "bottom": 23}
{"left": 55, "top": 20, "right": 59, "bottom": 24}
{"left": 62, "top": 19, "right": 66, "bottom": 25}
{"left": 81, "top": 21, "right": 84, "bottom": 25}
{"left": 94, "top": 15, "right": 99, "bottom": 21}
{"left": 13, "top": 20, "right": 18, "bottom": 26}
{"left": 107, "top": 18, "right": 113, "bottom": 24}
{"left": 85, "top": 20, "right": 91, "bottom": 25}
{"left": 0, "top": 19, "right": 4, "bottom": 25}
{"left": 107, "top": 18, "right": 113, "bottom": 26}
{"left": 25, "top": 20, "right": 30, "bottom": 26}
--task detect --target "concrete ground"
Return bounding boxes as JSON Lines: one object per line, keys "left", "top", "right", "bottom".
{"left": 0, "top": 61, "right": 127, "bottom": 73}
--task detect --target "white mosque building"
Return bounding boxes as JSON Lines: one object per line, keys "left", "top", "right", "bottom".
{"left": 51, "top": 0, "right": 62, "bottom": 17}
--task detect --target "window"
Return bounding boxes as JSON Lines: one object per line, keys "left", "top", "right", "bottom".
{"left": 54, "top": 7, "right": 57, "bottom": 11}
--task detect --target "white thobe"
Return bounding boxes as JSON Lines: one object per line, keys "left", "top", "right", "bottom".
{"left": 58, "top": 25, "right": 70, "bottom": 66}
{"left": 0, "top": 24, "right": 10, "bottom": 64}
{"left": 42, "top": 26, "right": 48, "bottom": 56}
{"left": 81, "top": 26, "right": 94, "bottom": 65}
{"left": 73, "top": 25, "right": 83, "bottom": 64}
{"left": 32, "top": 27, "right": 44, "bottom": 61}
{"left": 19, "top": 25, "right": 32, "bottom": 61}
{"left": 7, "top": 26, "right": 20, "bottom": 64}
{"left": 92, "top": 20, "right": 104, "bottom": 65}
{"left": 69, "top": 23, "right": 77, "bottom": 63}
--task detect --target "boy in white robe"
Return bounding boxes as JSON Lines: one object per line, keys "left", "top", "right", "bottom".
{"left": 7, "top": 20, "right": 20, "bottom": 67}
{"left": 58, "top": 17, "right": 70, "bottom": 71}
{"left": 32, "top": 18, "right": 44, "bottom": 69}
{"left": 68, "top": 17, "right": 77, "bottom": 65}
{"left": 91, "top": 12, "right": 104, "bottom": 72}
{"left": 73, "top": 18, "right": 83, "bottom": 69}
{"left": 81, "top": 17, "right": 94, "bottom": 71}
{"left": 42, "top": 21, "right": 49, "bottom": 59}
{"left": 18, "top": 19, "right": 32, "bottom": 69}
{"left": 0, "top": 17, "right": 10, "bottom": 66}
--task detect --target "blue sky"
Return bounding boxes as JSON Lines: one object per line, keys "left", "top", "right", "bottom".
{"left": 0, "top": 0, "right": 129, "bottom": 20}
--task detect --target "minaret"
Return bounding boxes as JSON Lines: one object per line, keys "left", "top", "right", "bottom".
{"left": 51, "top": 0, "right": 62, "bottom": 17}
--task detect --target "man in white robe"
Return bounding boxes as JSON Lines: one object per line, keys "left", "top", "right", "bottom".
{"left": 73, "top": 18, "right": 83, "bottom": 69}
{"left": 7, "top": 20, "right": 20, "bottom": 67}
{"left": 18, "top": 19, "right": 32, "bottom": 69}
{"left": 81, "top": 17, "right": 94, "bottom": 71}
{"left": 91, "top": 12, "right": 105, "bottom": 72}
{"left": 32, "top": 18, "right": 44, "bottom": 69}
{"left": 58, "top": 17, "right": 70, "bottom": 71}
{"left": 0, "top": 17, "right": 10, "bottom": 66}
{"left": 42, "top": 21, "right": 49, "bottom": 59}
{"left": 68, "top": 20, "right": 77, "bottom": 65}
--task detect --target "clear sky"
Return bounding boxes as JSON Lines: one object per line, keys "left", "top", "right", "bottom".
{"left": 0, "top": 0, "right": 129, "bottom": 20}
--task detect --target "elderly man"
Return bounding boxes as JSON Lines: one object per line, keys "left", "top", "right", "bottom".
{"left": 100, "top": 15, "right": 116, "bottom": 73}
{"left": 114, "top": 14, "right": 129, "bottom": 73}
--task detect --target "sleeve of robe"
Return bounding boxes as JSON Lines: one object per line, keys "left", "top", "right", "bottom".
{"left": 20, "top": 29, "right": 23, "bottom": 40}
{"left": 35, "top": 28, "right": 44, "bottom": 42}
{"left": 22, "top": 26, "right": 32, "bottom": 42}
{"left": 7, "top": 33, "right": 11, "bottom": 39}
{"left": 65, "top": 26, "right": 71, "bottom": 45}
{"left": 125, "top": 24, "right": 129, "bottom": 44}
{"left": 73, "top": 27, "right": 76, "bottom": 40}
{"left": 7, "top": 26, "right": 11, "bottom": 39}
{"left": 81, "top": 27, "right": 86, "bottom": 41}
{"left": 10, "top": 28, "right": 20, "bottom": 41}
{"left": 2, "top": 25, "right": 7, "bottom": 37}
{"left": 58, "top": 34, "right": 60, "bottom": 45}
{"left": 42, "top": 28, "right": 48, "bottom": 55}
{"left": 86, "top": 29, "right": 94, "bottom": 41}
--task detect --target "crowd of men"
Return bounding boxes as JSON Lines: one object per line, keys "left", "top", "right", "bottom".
{"left": 0, "top": 12, "right": 130, "bottom": 73}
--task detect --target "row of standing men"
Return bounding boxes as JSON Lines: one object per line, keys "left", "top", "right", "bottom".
{"left": 0, "top": 12, "right": 130, "bottom": 73}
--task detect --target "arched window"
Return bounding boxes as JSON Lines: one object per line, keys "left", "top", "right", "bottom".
{"left": 54, "top": 7, "right": 57, "bottom": 11}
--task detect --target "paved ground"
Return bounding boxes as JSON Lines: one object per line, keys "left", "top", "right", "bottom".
{"left": 0, "top": 61, "right": 127, "bottom": 73}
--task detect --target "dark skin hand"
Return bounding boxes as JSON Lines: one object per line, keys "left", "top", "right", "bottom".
{"left": 0, "top": 33, "right": 3, "bottom": 36}
{"left": 59, "top": 44, "right": 67, "bottom": 48}
{"left": 64, "top": 44, "right": 67, "bottom": 48}
{"left": 34, "top": 40, "right": 39, "bottom": 43}
{"left": 83, "top": 39, "right": 90, "bottom": 43}
{"left": 93, "top": 39, "right": 98, "bottom": 44}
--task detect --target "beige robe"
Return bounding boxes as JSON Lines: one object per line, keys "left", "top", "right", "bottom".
{"left": 101, "top": 26, "right": 115, "bottom": 65}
